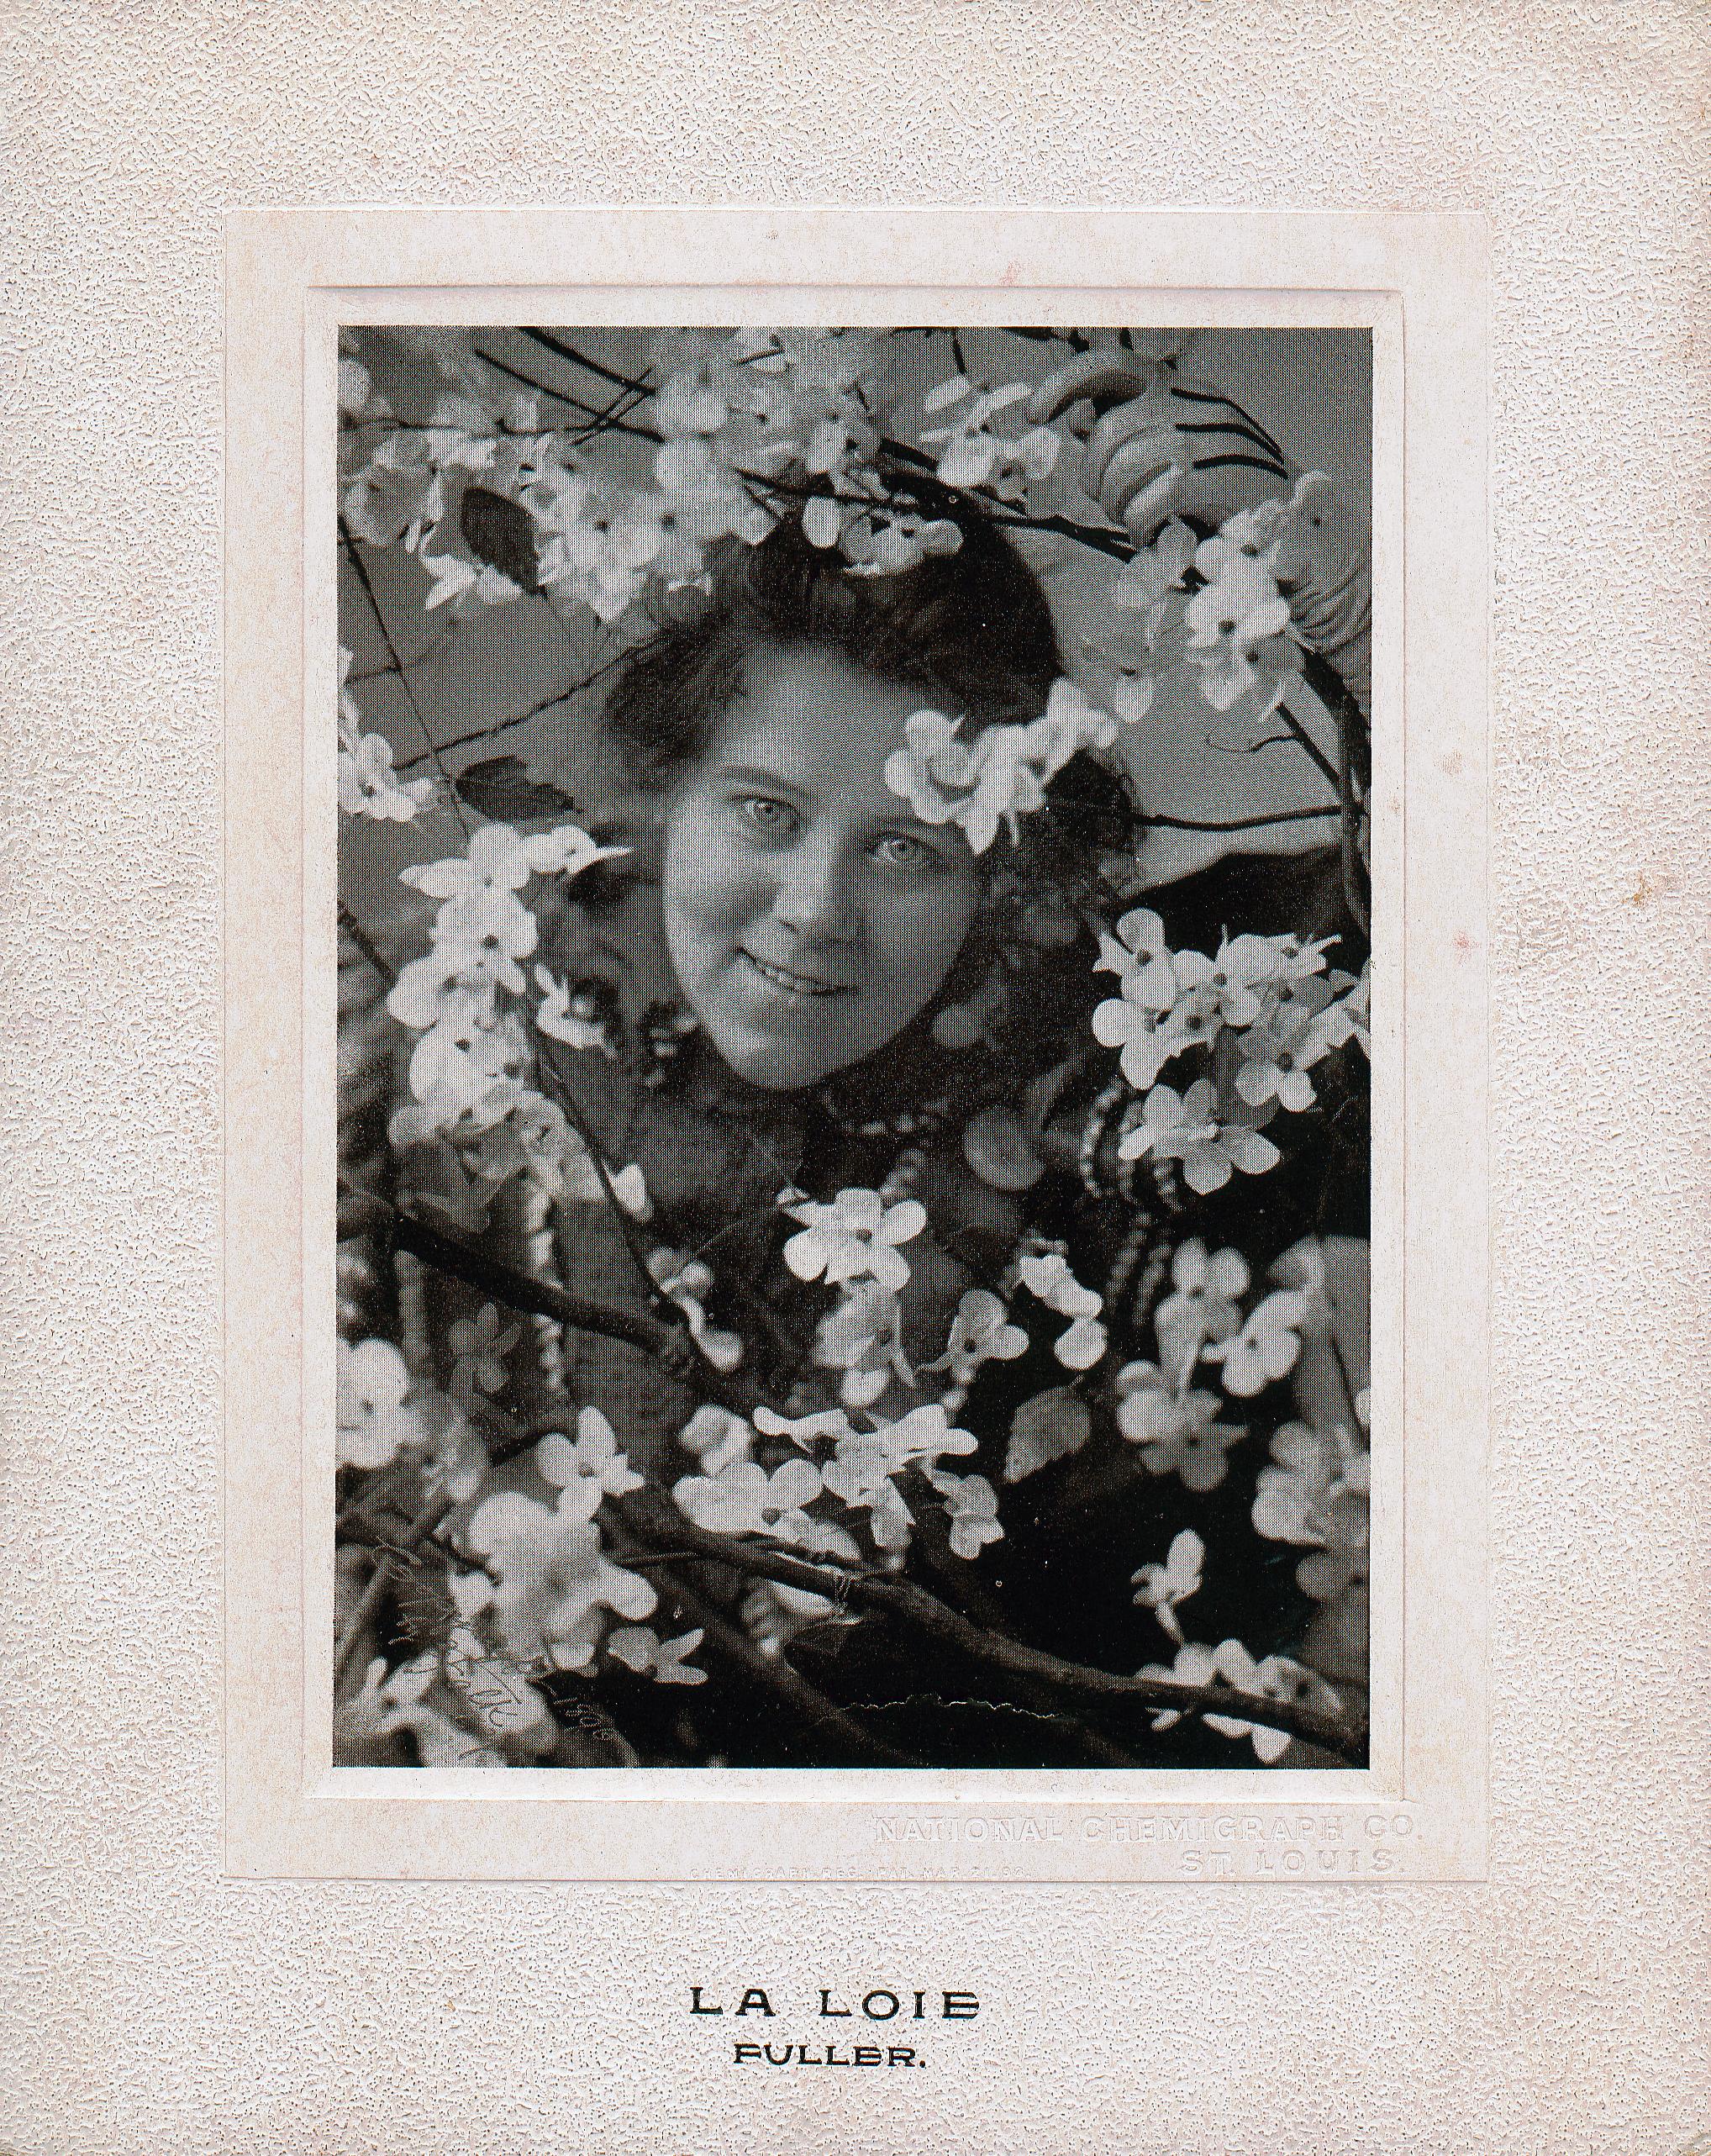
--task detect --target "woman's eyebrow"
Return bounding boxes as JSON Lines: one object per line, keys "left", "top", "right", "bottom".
{"left": 714, "top": 762, "right": 812, "bottom": 801}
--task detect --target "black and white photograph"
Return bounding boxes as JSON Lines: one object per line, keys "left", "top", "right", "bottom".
{"left": 331, "top": 321, "right": 1374, "bottom": 1773}
{"left": 7, "top": 29, "right": 1701, "bottom": 2126}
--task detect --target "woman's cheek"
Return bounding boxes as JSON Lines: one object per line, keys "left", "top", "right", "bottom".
{"left": 667, "top": 804, "right": 761, "bottom": 938}
{"left": 882, "top": 877, "right": 978, "bottom": 987}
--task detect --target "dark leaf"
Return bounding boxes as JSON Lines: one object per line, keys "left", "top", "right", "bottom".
{"left": 461, "top": 484, "right": 541, "bottom": 593}
{"left": 1004, "top": 1387, "right": 1091, "bottom": 1483}
{"left": 455, "top": 756, "right": 580, "bottom": 822}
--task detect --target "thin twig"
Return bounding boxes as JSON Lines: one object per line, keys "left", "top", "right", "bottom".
{"left": 340, "top": 519, "right": 473, "bottom": 838}
{"left": 392, "top": 646, "right": 635, "bottom": 776}
{"left": 529, "top": 1032, "right": 731, "bottom": 1363}
{"left": 1271, "top": 700, "right": 1342, "bottom": 792}
{"left": 520, "top": 329, "right": 653, "bottom": 399}
{"left": 468, "top": 344, "right": 611, "bottom": 423}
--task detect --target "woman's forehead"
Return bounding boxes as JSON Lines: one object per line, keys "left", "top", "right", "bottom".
{"left": 707, "top": 640, "right": 945, "bottom": 799}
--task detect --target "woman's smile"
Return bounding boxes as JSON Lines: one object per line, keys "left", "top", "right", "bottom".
{"left": 738, "top": 948, "right": 856, "bottom": 1000}
{"left": 660, "top": 642, "right": 982, "bottom": 1090}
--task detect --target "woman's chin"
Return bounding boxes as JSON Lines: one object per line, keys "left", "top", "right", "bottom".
{"left": 698, "top": 1013, "right": 859, "bottom": 1094}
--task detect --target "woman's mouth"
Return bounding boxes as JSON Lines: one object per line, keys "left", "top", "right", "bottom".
{"left": 739, "top": 950, "right": 853, "bottom": 999}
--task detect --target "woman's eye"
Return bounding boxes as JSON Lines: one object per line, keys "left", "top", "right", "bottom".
{"left": 734, "top": 795, "right": 798, "bottom": 837}
{"left": 870, "top": 830, "right": 936, "bottom": 872}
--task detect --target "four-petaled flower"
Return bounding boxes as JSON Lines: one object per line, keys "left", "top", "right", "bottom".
{"left": 673, "top": 1457, "right": 824, "bottom": 1537}
{"left": 823, "top": 1406, "right": 977, "bottom": 1550}
{"left": 1109, "top": 519, "right": 1197, "bottom": 640}
{"left": 924, "top": 1289, "right": 1029, "bottom": 1389}
{"left": 1251, "top": 1421, "right": 1370, "bottom": 1599}
{"left": 342, "top": 432, "right": 444, "bottom": 551}
{"left": 337, "top": 1338, "right": 424, "bottom": 1470}
{"left": 339, "top": 730, "right": 438, "bottom": 824}
{"left": 883, "top": 684, "right": 1116, "bottom": 855}
{"left": 1119, "top": 1079, "right": 1282, "bottom": 1197}
{"left": 1233, "top": 973, "right": 1344, "bottom": 1113}
{"left": 1132, "top": 1527, "right": 1204, "bottom": 1642}
{"left": 1113, "top": 1361, "right": 1246, "bottom": 1490}
{"left": 1095, "top": 907, "right": 1178, "bottom": 1014}
{"left": 820, "top": 1436, "right": 913, "bottom": 1548}
{"left": 536, "top": 484, "right": 670, "bottom": 621}
{"left": 919, "top": 377, "right": 1041, "bottom": 490}
{"left": 605, "top": 1625, "right": 708, "bottom": 1685}
{"left": 446, "top": 1300, "right": 520, "bottom": 1404}
{"left": 535, "top": 1405, "right": 646, "bottom": 1521}
{"left": 403, "top": 1002, "right": 530, "bottom": 1118}
{"left": 534, "top": 966, "right": 617, "bottom": 1055}
{"left": 1204, "top": 1289, "right": 1309, "bottom": 1397}
{"left": 882, "top": 709, "right": 1035, "bottom": 855}
{"left": 782, "top": 1187, "right": 926, "bottom": 1297}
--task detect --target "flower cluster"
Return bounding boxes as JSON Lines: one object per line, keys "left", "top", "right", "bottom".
{"left": 919, "top": 374, "right": 1060, "bottom": 497}
{"left": 1092, "top": 909, "right": 1368, "bottom": 1196}
{"left": 382, "top": 819, "right": 629, "bottom": 1157}
{"left": 675, "top": 1395, "right": 990, "bottom": 1567}
{"left": 1094, "top": 474, "right": 1346, "bottom": 724}
{"left": 883, "top": 678, "right": 1119, "bottom": 853}
{"left": 1140, "top": 1637, "right": 1344, "bottom": 1763}
{"left": 337, "top": 648, "right": 437, "bottom": 825}
{"left": 452, "top": 1415, "right": 680, "bottom": 1678}
{"left": 1108, "top": 1235, "right": 1331, "bottom": 1498}
{"left": 1252, "top": 1406, "right": 1371, "bottom": 1603}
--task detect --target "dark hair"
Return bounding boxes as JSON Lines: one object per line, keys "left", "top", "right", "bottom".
{"left": 603, "top": 498, "right": 1065, "bottom": 783}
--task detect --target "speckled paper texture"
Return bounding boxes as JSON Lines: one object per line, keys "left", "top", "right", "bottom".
{"left": 3, "top": 8, "right": 1708, "bottom": 2152}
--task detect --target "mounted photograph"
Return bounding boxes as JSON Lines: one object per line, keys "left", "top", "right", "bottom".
{"left": 329, "top": 319, "right": 1376, "bottom": 1775}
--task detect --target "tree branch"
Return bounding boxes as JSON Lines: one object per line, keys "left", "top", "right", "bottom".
{"left": 600, "top": 1512, "right": 924, "bottom": 1768}
{"left": 391, "top": 647, "right": 634, "bottom": 777}
{"left": 618, "top": 1491, "right": 1366, "bottom": 1763}
{"left": 1140, "top": 804, "right": 1340, "bottom": 835}
{"left": 341, "top": 1183, "right": 761, "bottom": 1421}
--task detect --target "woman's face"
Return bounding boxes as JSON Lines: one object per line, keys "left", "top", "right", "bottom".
{"left": 661, "top": 641, "right": 982, "bottom": 1091}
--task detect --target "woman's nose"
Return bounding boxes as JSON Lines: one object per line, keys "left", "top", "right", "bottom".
{"left": 771, "top": 832, "right": 860, "bottom": 947}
